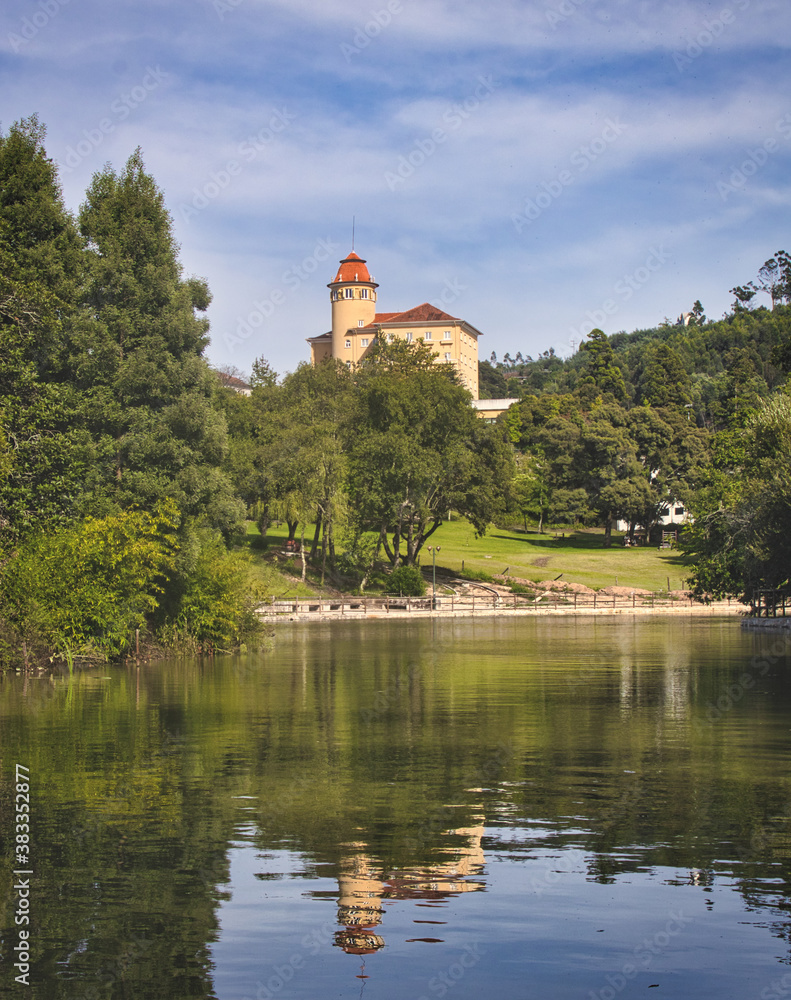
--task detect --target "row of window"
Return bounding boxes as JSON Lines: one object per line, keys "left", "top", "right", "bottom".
{"left": 344, "top": 334, "right": 455, "bottom": 353}
{"left": 343, "top": 345, "right": 453, "bottom": 362}
{"left": 332, "top": 288, "right": 371, "bottom": 300}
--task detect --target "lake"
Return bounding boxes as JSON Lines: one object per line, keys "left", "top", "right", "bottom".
{"left": 1, "top": 615, "right": 790, "bottom": 999}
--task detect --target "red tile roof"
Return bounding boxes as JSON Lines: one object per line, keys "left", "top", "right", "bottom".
{"left": 332, "top": 251, "right": 373, "bottom": 284}
{"left": 362, "top": 303, "right": 460, "bottom": 329}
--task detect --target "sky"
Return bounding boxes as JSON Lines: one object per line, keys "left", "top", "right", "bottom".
{"left": 2, "top": 0, "right": 790, "bottom": 378}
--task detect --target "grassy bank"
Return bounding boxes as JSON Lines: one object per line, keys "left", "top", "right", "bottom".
{"left": 425, "top": 520, "right": 689, "bottom": 592}
{"left": 244, "top": 519, "right": 689, "bottom": 594}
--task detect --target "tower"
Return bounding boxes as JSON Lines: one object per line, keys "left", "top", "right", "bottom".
{"left": 328, "top": 251, "right": 379, "bottom": 359}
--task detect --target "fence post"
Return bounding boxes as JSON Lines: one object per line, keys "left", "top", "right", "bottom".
{"left": 594, "top": 592, "right": 597, "bottom": 609}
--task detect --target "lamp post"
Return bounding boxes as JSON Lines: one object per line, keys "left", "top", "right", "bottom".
{"left": 427, "top": 545, "right": 441, "bottom": 608}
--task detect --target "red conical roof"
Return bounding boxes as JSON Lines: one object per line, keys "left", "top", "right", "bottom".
{"left": 332, "top": 251, "right": 372, "bottom": 284}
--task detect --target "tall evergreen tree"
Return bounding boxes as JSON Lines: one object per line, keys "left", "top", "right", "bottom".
{"left": 0, "top": 116, "right": 91, "bottom": 537}
{"left": 77, "top": 150, "right": 243, "bottom": 533}
{"left": 579, "top": 328, "right": 627, "bottom": 402}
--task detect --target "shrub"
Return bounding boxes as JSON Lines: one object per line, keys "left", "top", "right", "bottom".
{"left": 388, "top": 564, "right": 426, "bottom": 596}
{"left": 154, "top": 526, "right": 265, "bottom": 651}
{"left": 2, "top": 501, "right": 178, "bottom": 661}
{"left": 458, "top": 567, "right": 494, "bottom": 583}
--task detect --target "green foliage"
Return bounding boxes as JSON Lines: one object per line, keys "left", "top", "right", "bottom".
{"left": 0, "top": 116, "right": 94, "bottom": 536}
{"left": 458, "top": 567, "right": 495, "bottom": 583}
{"left": 348, "top": 339, "right": 513, "bottom": 566}
{"left": 2, "top": 502, "right": 178, "bottom": 660}
{"left": 155, "top": 527, "right": 264, "bottom": 651}
{"left": 684, "top": 393, "right": 791, "bottom": 602}
{"left": 579, "top": 328, "right": 627, "bottom": 402}
{"left": 76, "top": 149, "right": 244, "bottom": 534}
{"left": 387, "top": 564, "right": 426, "bottom": 596}
{"left": 477, "top": 359, "right": 510, "bottom": 399}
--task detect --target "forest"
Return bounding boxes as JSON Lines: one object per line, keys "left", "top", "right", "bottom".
{"left": 2, "top": 113, "right": 791, "bottom": 665}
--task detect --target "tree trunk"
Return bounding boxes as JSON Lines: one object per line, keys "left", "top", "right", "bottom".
{"left": 300, "top": 523, "right": 307, "bottom": 582}
{"left": 360, "top": 529, "right": 384, "bottom": 593}
{"left": 381, "top": 526, "right": 396, "bottom": 566}
{"left": 287, "top": 519, "right": 298, "bottom": 542}
{"left": 309, "top": 510, "right": 322, "bottom": 560}
{"left": 257, "top": 502, "right": 270, "bottom": 541}
{"left": 603, "top": 519, "right": 612, "bottom": 548}
{"left": 320, "top": 518, "right": 327, "bottom": 585}
{"left": 391, "top": 525, "right": 402, "bottom": 568}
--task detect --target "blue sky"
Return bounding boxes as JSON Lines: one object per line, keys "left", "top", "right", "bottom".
{"left": 2, "top": 0, "right": 790, "bottom": 377}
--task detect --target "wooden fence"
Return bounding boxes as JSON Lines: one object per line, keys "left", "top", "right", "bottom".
{"left": 259, "top": 591, "right": 735, "bottom": 619}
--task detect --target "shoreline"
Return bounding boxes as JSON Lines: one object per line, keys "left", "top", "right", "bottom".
{"left": 259, "top": 600, "right": 746, "bottom": 623}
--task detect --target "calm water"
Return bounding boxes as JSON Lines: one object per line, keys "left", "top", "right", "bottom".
{"left": 1, "top": 616, "right": 791, "bottom": 999}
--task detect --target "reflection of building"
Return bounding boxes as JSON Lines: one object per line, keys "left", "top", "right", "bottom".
{"left": 307, "top": 250, "right": 483, "bottom": 398}
{"left": 333, "top": 820, "right": 486, "bottom": 954}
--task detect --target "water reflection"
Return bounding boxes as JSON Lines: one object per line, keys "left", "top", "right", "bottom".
{"left": 1, "top": 617, "right": 790, "bottom": 999}
{"left": 333, "top": 819, "right": 486, "bottom": 953}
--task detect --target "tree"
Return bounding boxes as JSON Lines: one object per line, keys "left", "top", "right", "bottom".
{"left": 730, "top": 283, "right": 757, "bottom": 311}
{"left": 477, "top": 359, "right": 510, "bottom": 399}
{"left": 77, "top": 149, "right": 244, "bottom": 534}
{"left": 0, "top": 116, "right": 92, "bottom": 537}
{"left": 635, "top": 342, "right": 691, "bottom": 407}
{"left": 757, "top": 253, "right": 791, "bottom": 309}
{"left": 575, "top": 406, "right": 648, "bottom": 546}
{"left": 510, "top": 453, "right": 550, "bottom": 531}
{"left": 690, "top": 300, "right": 706, "bottom": 325}
{"left": 579, "top": 329, "right": 627, "bottom": 402}
{"left": 685, "top": 393, "right": 791, "bottom": 605}
{"left": 347, "top": 339, "right": 513, "bottom": 566}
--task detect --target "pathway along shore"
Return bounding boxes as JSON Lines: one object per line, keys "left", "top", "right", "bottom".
{"left": 258, "top": 592, "right": 746, "bottom": 623}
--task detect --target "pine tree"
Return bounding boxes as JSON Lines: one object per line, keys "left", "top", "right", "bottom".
{"left": 77, "top": 150, "right": 243, "bottom": 533}
{"left": 0, "top": 115, "right": 91, "bottom": 537}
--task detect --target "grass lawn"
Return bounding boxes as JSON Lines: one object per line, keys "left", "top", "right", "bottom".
{"left": 238, "top": 522, "right": 319, "bottom": 598}
{"left": 426, "top": 519, "right": 689, "bottom": 592}
{"left": 240, "top": 519, "right": 690, "bottom": 594}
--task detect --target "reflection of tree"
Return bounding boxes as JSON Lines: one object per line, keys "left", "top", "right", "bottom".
{"left": 3, "top": 623, "right": 791, "bottom": 990}
{"left": 333, "top": 821, "right": 486, "bottom": 953}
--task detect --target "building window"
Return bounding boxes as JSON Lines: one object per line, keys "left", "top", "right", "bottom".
{"left": 361, "top": 288, "right": 368, "bottom": 299}
{"left": 361, "top": 338, "right": 369, "bottom": 347}
{"left": 406, "top": 332, "right": 413, "bottom": 342}
{"left": 345, "top": 339, "right": 351, "bottom": 348}
{"left": 444, "top": 352, "right": 451, "bottom": 361}
{"left": 344, "top": 288, "right": 354, "bottom": 299}
{"left": 425, "top": 331, "right": 432, "bottom": 341}
{"left": 345, "top": 361, "right": 352, "bottom": 368}
{"left": 387, "top": 333, "right": 395, "bottom": 343}
{"left": 674, "top": 507, "right": 685, "bottom": 516}
{"left": 358, "top": 320, "right": 364, "bottom": 327}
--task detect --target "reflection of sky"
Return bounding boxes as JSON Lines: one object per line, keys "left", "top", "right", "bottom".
{"left": 210, "top": 832, "right": 785, "bottom": 1000}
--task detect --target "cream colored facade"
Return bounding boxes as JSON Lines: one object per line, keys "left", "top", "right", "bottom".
{"left": 307, "top": 250, "right": 482, "bottom": 398}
